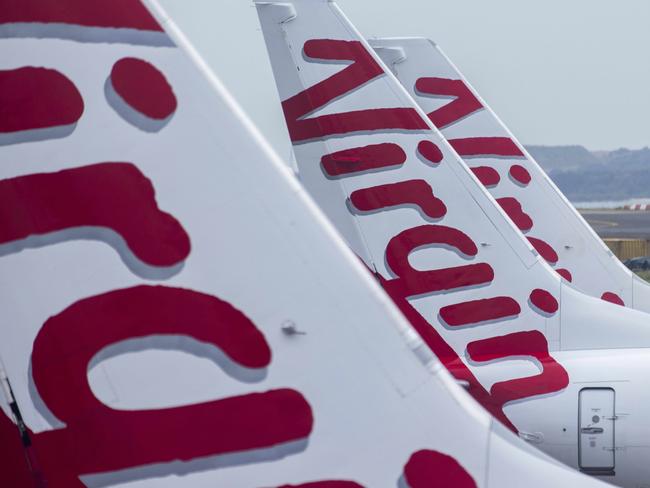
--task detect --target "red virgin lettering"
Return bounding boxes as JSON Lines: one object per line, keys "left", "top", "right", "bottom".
{"left": 30, "top": 286, "right": 313, "bottom": 486}
{"left": 274, "top": 450, "right": 476, "bottom": 488}
{"left": 415, "top": 77, "right": 483, "bottom": 129}
{"left": 387, "top": 224, "right": 478, "bottom": 260}
{"left": 295, "top": 38, "right": 570, "bottom": 434}
{"left": 0, "top": 67, "right": 83, "bottom": 139}
{"left": 0, "top": 413, "right": 37, "bottom": 487}
{"left": 509, "top": 164, "right": 531, "bottom": 186}
{"left": 321, "top": 143, "right": 406, "bottom": 177}
{"left": 281, "top": 39, "right": 428, "bottom": 142}
{"left": 439, "top": 297, "right": 521, "bottom": 327}
{"left": 0, "top": 163, "right": 190, "bottom": 271}
{"left": 467, "top": 331, "right": 569, "bottom": 405}
{"left": 496, "top": 197, "right": 533, "bottom": 232}
{"left": 527, "top": 237, "right": 559, "bottom": 264}
{"left": 0, "top": 0, "right": 163, "bottom": 31}
{"left": 529, "top": 289, "right": 559, "bottom": 315}
{"left": 385, "top": 263, "right": 494, "bottom": 302}
{"left": 470, "top": 166, "right": 500, "bottom": 187}
{"left": 601, "top": 292, "right": 624, "bottom": 306}
{"left": 110, "top": 58, "right": 177, "bottom": 121}
{"left": 416, "top": 140, "right": 444, "bottom": 165}
{"left": 383, "top": 225, "right": 493, "bottom": 297}
{"left": 350, "top": 180, "right": 446, "bottom": 220}
{"left": 449, "top": 137, "right": 523, "bottom": 157}
{"left": 376, "top": 272, "right": 516, "bottom": 430}
{"left": 556, "top": 268, "right": 573, "bottom": 282}
{"left": 278, "top": 483, "right": 363, "bottom": 488}
{"left": 403, "top": 449, "right": 477, "bottom": 488}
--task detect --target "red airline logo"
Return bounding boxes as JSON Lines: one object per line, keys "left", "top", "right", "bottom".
{"left": 284, "top": 39, "right": 570, "bottom": 431}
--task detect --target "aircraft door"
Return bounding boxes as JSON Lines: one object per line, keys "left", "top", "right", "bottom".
{"left": 579, "top": 387, "right": 615, "bottom": 473}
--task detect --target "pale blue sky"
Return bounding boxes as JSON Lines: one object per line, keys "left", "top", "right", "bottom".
{"left": 159, "top": 0, "right": 650, "bottom": 159}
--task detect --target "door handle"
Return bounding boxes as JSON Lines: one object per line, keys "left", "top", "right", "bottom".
{"left": 581, "top": 427, "right": 604, "bottom": 434}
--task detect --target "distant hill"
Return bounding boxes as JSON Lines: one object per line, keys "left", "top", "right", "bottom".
{"left": 605, "top": 147, "right": 650, "bottom": 171}
{"left": 526, "top": 145, "right": 601, "bottom": 172}
{"left": 523, "top": 145, "right": 650, "bottom": 202}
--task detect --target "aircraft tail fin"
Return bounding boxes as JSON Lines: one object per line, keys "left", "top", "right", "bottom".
{"left": 369, "top": 36, "right": 650, "bottom": 311}
{"left": 255, "top": 0, "right": 650, "bottom": 450}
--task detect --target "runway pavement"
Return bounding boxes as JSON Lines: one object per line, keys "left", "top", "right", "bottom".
{"left": 580, "top": 209, "right": 650, "bottom": 239}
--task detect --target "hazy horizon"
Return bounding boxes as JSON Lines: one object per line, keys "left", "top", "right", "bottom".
{"left": 158, "top": 0, "right": 650, "bottom": 159}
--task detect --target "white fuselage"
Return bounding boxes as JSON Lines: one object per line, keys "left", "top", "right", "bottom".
{"left": 498, "top": 349, "right": 650, "bottom": 487}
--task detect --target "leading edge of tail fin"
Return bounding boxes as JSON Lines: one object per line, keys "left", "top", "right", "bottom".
{"left": 0, "top": 1, "right": 608, "bottom": 487}
{"left": 369, "top": 36, "right": 650, "bottom": 312}
{"left": 254, "top": 0, "right": 650, "bottom": 436}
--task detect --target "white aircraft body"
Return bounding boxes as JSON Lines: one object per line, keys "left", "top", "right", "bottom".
{"left": 255, "top": 1, "right": 650, "bottom": 486}
{"left": 369, "top": 36, "right": 650, "bottom": 312}
{"left": 0, "top": 0, "right": 614, "bottom": 487}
